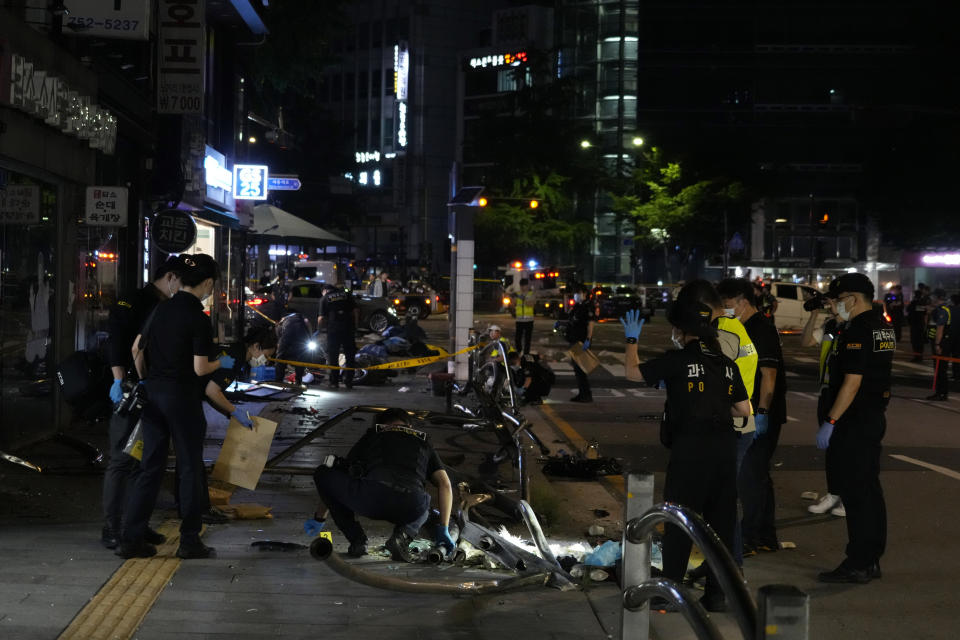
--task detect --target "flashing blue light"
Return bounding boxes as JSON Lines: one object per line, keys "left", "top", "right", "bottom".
{"left": 473, "top": 264, "right": 478, "bottom": 270}
{"left": 527, "top": 259, "right": 538, "bottom": 268}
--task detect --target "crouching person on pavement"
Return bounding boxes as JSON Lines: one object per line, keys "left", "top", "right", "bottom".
{"left": 310, "top": 408, "right": 456, "bottom": 561}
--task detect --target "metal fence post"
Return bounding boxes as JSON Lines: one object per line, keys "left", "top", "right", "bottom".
{"left": 621, "top": 472, "right": 655, "bottom": 640}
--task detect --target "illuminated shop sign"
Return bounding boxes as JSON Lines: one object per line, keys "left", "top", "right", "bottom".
{"left": 468, "top": 51, "right": 528, "bottom": 70}
{"left": 397, "top": 102, "right": 408, "bottom": 148}
{"left": 356, "top": 150, "right": 381, "bottom": 164}
{"left": 233, "top": 164, "right": 269, "bottom": 200}
{"left": 0, "top": 51, "right": 118, "bottom": 154}
{"left": 204, "top": 148, "right": 233, "bottom": 191}
{"left": 394, "top": 42, "right": 409, "bottom": 101}
{"left": 921, "top": 253, "right": 960, "bottom": 267}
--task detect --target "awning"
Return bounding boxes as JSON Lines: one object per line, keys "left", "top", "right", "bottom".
{"left": 251, "top": 205, "right": 350, "bottom": 244}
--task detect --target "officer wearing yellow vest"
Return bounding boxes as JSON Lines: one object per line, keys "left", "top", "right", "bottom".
{"left": 509, "top": 278, "right": 537, "bottom": 354}
{"left": 926, "top": 288, "right": 952, "bottom": 401}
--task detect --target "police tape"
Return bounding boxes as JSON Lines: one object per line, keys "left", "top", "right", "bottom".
{"left": 267, "top": 343, "right": 480, "bottom": 372}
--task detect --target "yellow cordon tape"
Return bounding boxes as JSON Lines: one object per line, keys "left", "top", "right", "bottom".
{"left": 268, "top": 343, "right": 479, "bottom": 372}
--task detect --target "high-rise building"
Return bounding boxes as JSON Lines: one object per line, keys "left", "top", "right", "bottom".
{"left": 316, "top": 0, "right": 501, "bottom": 275}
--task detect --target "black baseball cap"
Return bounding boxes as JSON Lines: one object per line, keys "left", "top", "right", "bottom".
{"left": 826, "top": 273, "right": 874, "bottom": 299}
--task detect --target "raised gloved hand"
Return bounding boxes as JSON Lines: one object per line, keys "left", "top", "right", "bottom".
{"left": 582, "top": 339, "right": 591, "bottom": 350}
{"left": 219, "top": 354, "right": 235, "bottom": 369}
{"left": 754, "top": 413, "right": 769, "bottom": 439}
{"left": 816, "top": 421, "right": 834, "bottom": 450}
{"left": 435, "top": 524, "right": 457, "bottom": 552}
{"left": 303, "top": 518, "right": 325, "bottom": 537}
{"left": 231, "top": 407, "right": 253, "bottom": 429}
{"left": 620, "top": 309, "right": 646, "bottom": 339}
{"left": 109, "top": 379, "right": 124, "bottom": 403}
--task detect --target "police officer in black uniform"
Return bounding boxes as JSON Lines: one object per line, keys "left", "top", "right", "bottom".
{"left": 119, "top": 254, "right": 233, "bottom": 560}
{"left": 274, "top": 311, "right": 313, "bottom": 385}
{"left": 100, "top": 255, "right": 185, "bottom": 550}
{"left": 621, "top": 290, "right": 752, "bottom": 612}
{"left": 310, "top": 408, "right": 456, "bottom": 561}
{"left": 816, "top": 273, "right": 894, "bottom": 583}
{"left": 925, "top": 288, "right": 952, "bottom": 401}
{"left": 318, "top": 283, "right": 359, "bottom": 389}
{"left": 566, "top": 287, "right": 596, "bottom": 402}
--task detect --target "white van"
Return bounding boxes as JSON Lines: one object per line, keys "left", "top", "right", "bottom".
{"left": 293, "top": 260, "right": 339, "bottom": 283}
{"left": 768, "top": 282, "right": 826, "bottom": 332}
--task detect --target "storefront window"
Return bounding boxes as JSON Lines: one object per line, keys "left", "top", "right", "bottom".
{"left": 0, "top": 171, "right": 57, "bottom": 447}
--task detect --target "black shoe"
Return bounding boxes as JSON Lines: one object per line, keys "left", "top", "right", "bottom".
{"left": 868, "top": 562, "right": 882, "bottom": 579}
{"left": 925, "top": 393, "right": 948, "bottom": 401}
{"left": 699, "top": 593, "right": 727, "bottom": 613}
{"left": 201, "top": 507, "right": 229, "bottom": 524}
{"left": 347, "top": 537, "right": 368, "bottom": 558}
{"left": 385, "top": 526, "right": 415, "bottom": 563}
{"left": 570, "top": 395, "right": 593, "bottom": 403}
{"left": 818, "top": 562, "right": 875, "bottom": 584}
{"left": 101, "top": 526, "right": 120, "bottom": 550}
{"left": 144, "top": 528, "right": 167, "bottom": 545}
{"left": 754, "top": 541, "right": 779, "bottom": 553}
{"left": 742, "top": 543, "right": 757, "bottom": 558}
{"left": 177, "top": 537, "right": 214, "bottom": 559}
{"left": 649, "top": 596, "right": 678, "bottom": 613}
{"left": 115, "top": 540, "right": 157, "bottom": 559}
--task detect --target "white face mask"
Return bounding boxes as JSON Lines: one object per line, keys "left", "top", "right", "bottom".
{"left": 723, "top": 308, "right": 736, "bottom": 318}
{"left": 249, "top": 354, "right": 268, "bottom": 368}
{"left": 837, "top": 300, "right": 851, "bottom": 321}
{"left": 671, "top": 328, "right": 685, "bottom": 350}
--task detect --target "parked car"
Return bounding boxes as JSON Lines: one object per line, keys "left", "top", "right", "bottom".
{"left": 767, "top": 281, "right": 827, "bottom": 332}
{"left": 284, "top": 279, "right": 398, "bottom": 333}
{"left": 593, "top": 285, "right": 652, "bottom": 321}
{"left": 389, "top": 280, "right": 438, "bottom": 319}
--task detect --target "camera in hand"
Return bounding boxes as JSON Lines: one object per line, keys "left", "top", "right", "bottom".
{"left": 114, "top": 383, "right": 146, "bottom": 417}
{"left": 803, "top": 291, "right": 828, "bottom": 312}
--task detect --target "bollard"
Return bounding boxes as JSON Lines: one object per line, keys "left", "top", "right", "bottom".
{"left": 620, "top": 472, "right": 654, "bottom": 640}
{"left": 757, "top": 585, "right": 808, "bottom": 640}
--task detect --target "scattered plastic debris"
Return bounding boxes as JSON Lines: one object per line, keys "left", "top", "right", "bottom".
{"left": 582, "top": 540, "right": 622, "bottom": 567}
{"left": 587, "top": 524, "right": 605, "bottom": 536}
{"left": 800, "top": 491, "right": 818, "bottom": 501}
{"left": 397, "top": 386, "right": 410, "bottom": 393}
{"left": 542, "top": 454, "right": 623, "bottom": 478}
{"left": 780, "top": 541, "right": 797, "bottom": 550}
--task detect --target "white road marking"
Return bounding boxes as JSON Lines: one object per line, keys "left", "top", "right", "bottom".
{"left": 787, "top": 416, "right": 800, "bottom": 422}
{"left": 889, "top": 454, "right": 960, "bottom": 481}
{"left": 602, "top": 363, "right": 625, "bottom": 377}
{"left": 788, "top": 391, "right": 818, "bottom": 402}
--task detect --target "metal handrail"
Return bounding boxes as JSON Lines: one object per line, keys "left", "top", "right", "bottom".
{"left": 623, "top": 578, "right": 724, "bottom": 640}
{"left": 625, "top": 503, "right": 757, "bottom": 640}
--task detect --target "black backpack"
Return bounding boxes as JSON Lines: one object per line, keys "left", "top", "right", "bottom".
{"left": 55, "top": 350, "right": 109, "bottom": 404}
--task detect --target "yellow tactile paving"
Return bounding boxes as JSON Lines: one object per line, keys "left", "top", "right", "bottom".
{"left": 58, "top": 520, "right": 194, "bottom": 640}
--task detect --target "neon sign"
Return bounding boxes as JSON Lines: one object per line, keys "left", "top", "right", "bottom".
{"left": 921, "top": 253, "right": 960, "bottom": 267}
{"left": 233, "top": 165, "right": 269, "bottom": 200}
{"left": 468, "top": 51, "right": 528, "bottom": 70}
{"left": 397, "top": 102, "right": 408, "bottom": 148}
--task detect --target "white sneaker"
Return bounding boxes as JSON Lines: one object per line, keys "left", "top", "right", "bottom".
{"left": 830, "top": 503, "right": 846, "bottom": 517}
{"left": 302, "top": 372, "right": 315, "bottom": 384}
{"left": 808, "top": 493, "right": 841, "bottom": 514}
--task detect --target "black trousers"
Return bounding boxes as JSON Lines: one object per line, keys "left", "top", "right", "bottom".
{"left": 313, "top": 467, "right": 429, "bottom": 543}
{"left": 909, "top": 319, "right": 926, "bottom": 357}
{"left": 569, "top": 346, "right": 591, "bottom": 399}
{"left": 953, "top": 338, "right": 960, "bottom": 380}
{"left": 102, "top": 409, "right": 141, "bottom": 529}
{"left": 817, "top": 390, "right": 841, "bottom": 494}
{"left": 326, "top": 329, "right": 357, "bottom": 385}
{"left": 123, "top": 385, "right": 206, "bottom": 542}
{"left": 890, "top": 314, "right": 903, "bottom": 343}
{"left": 515, "top": 320, "right": 533, "bottom": 354}
{"left": 662, "top": 433, "right": 737, "bottom": 601}
{"left": 933, "top": 338, "right": 951, "bottom": 396}
{"left": 738, "top": 420, "right": 783, "bottom": 546}
{"left": 825, "top": 411, "right": 886, "bottom": 569}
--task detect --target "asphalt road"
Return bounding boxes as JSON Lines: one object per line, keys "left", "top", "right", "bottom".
{"left": 419, "top": 311, "right": 960, "bottom": 639}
